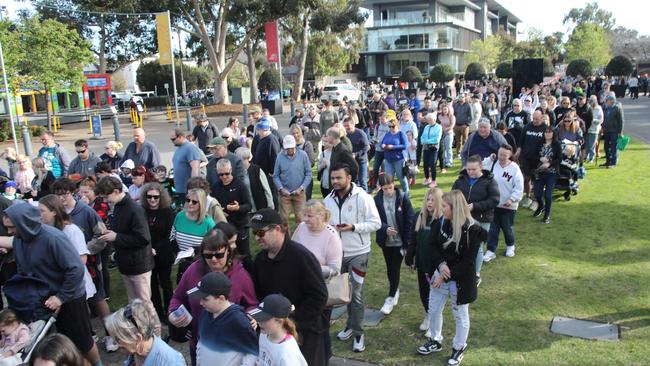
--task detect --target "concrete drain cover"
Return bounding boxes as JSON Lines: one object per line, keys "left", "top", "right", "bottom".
{"left": 331, "top": 306, "right": 386, "bottom": 327}
{"left": 550, "top": 316, "right": 620, "bottom": 341}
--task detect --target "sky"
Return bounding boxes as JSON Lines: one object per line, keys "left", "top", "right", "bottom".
{"left": 2, "top": 0, "right": 649, "bottom": 38}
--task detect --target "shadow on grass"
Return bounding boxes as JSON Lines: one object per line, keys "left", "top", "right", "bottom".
{"left": 591, "top": 309, "right": 650, "bottom": 333}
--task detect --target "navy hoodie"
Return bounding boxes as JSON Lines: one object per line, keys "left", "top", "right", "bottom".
{"left": 5, "top": 203, "right": 85, "bottom": 303}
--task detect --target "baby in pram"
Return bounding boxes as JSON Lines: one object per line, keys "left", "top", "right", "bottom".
{"left": 0, "top": 309, "right": 30, "bottom": 366}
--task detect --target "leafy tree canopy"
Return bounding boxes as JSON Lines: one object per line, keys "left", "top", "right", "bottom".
{"left": 605, "top": 56, "right": 634, "bottom": 76}
{"left": 429, "top": 64, "right": 455, "bottom": 83}
{"left": 566, "top": 59, "right": 593, "bottom": 77}
{"left": 565, "top": 22, "right": 611, "bottom": 68}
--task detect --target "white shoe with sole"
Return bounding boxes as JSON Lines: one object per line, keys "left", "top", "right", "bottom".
{"left": 353, "top": 334, "right": 365, "bottom": 352}
{"left": 393, "top": 289, "right": 400, "bottom": 305}
{"left": 505, "top": 246, "right": 515, "bottom": 258}
{"left": 337, "top": 328, "right": 353, "bottom": 341}
{"left": 529, "top": 200, "right": 539, "bottom": 211}
{"left": 419, "top": 315, "right": 430, "bottom": 331}
{"left": 483, "top": 250, "right": 496, "bottom": 262}
{"left": 380, "top": 296, "right": 395, "bottom": 315}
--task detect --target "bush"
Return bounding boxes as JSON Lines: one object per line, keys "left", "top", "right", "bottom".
{"left": 143, "top": 96, "right": 170, "bottom": 108}
{"left": 605, "top": 56, "right": 634, "bottom": 76}
{"left": 465, "top": 62, "right": 486, "bottom": 81}
{"left": 400, "top": 66, "right": 423, "bottom": 84}
{"left": 258, "top": 68, "right": 282, "bottom": 91}
{"left": 30, "top": 125, "right": 46, "bottom": 137}
{"left": 495, "top": 62, "right": 512, "bottom": 79}
{"left": 429, "top": 64, "right": 455, "bottom": 83}
{"left": 543, "top": 58, "right": 555, "bottom": 77}
{"left": 566, "top": 59, "right": 592, "bottom": 77}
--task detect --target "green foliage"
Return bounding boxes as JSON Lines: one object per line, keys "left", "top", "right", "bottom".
{"left": 563, "top": 1, "right": 615, "bottom": 30}
{"left": 566, "top": 59, "right": 593, "bottom": 77}
{"left": 258, "top": 69, "right": 283, "bottom": 91}
{"left": 136, "top": 60, "right": 212, "bottom": 94}
{"left": 495, "top": 62, "right": 512, "bottom": 79}
{"left": 429, "top": 64, "right": 455, "bottom": 83}
{"left": 543, "top": 58, "right": 555, "bottom": 77}
{"left": 309, "top": 0, "right": 367, "bottom": 32}
{"left": 465, "top": 62, "right": 486, "bottom": 81}
{"left": 142, "top": 96, "right": 169, "bottom": 108}
{"left": 466, "top": 36, "right": 501, "bottom": 72}
{"left": 30, "top": 125, "right": 46, "bottom": 137}
{"left": 605, "top": 56, "right": 634, "bottom": 76}
{"left": 400, "top": 66, "right": 423, "bottom": 84}
{"left": 565, "top": 23, "right": 611, "bottom": 68}
{"left": 0, "top": 21, "right": 25, "bottom": 85}
{"left": 306, "top": 25, "right": 364, "bottom": 77}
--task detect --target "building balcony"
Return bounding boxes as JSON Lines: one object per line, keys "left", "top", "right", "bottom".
{"left": 363, "top": 25, "right": 479, "bottom": 53}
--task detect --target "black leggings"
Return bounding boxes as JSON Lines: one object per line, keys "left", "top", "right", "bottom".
{"left": 416, "top": 268, "right": 430, "bottom": 312}
{"left": 381, "top": 246, "right": 403, "bottom": 297}
{"left": 151, "top": 255, "right": 173, "bottom": 321}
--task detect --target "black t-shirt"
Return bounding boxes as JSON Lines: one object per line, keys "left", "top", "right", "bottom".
{"left": 519, "top": 123, "right": 547, "bottom": 158}
{"left": 504, "top": 110, "right": 529, "bottom": 130}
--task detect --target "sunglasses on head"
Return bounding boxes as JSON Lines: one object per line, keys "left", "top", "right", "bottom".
{"left": 123, "top": 304, "right": 139, "bottom": 329}
{"left": 203, "top": 251, "right": 226, "bottom": 260}
{"left": 185, "top": 198, "right": 199, "bottom": 205}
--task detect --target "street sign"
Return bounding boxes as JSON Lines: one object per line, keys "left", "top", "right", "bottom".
{"left": 164, "top": 83, "right": 169, "bottom": 89}
{"left": 91, "top": 115, "right": 102, "bottom": 138}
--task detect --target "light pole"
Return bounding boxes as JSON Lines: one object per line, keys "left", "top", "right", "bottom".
{"left": 0, "top": 41, "right": 19, "bottom": 154}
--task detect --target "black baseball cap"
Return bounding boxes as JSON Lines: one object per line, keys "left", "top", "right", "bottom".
{"left": 187, "top": 272, "right": 232, "bottom": 299}
{"left": 248, "top": 294, "right": 293, "bottom": 322}
{"left": 250, "top": 208, "right": 283, "bottom": 231}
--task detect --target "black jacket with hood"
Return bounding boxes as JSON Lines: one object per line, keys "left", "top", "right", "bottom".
{"left": 452, "top": 169, "right": 500, "bottom": 223}
{"left": 374, "top": 187, "right": 414, "bottom": 249}
{"left": 5, "top": 203, "right": 85, "bottom": 303}
{"left": 110, "top": 194, "right": 154, "bottom": 275}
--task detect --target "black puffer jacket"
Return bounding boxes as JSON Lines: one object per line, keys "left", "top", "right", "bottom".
{"left": 452, "top": 170, "right": 500, "bottom": 223}
{"left": 110, "top": 194, "right": 154, "bottom": 275}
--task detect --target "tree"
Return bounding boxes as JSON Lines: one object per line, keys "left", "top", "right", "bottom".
{"left": 563, "top": 2, "right": 615, "bottom": 31}
{"left": 605, "top": 56, "right": 634, "bottom": 77}
{"left": 495, "top": 62, "right": 512, "bottom": 79}
{"left": 465, "top": 62, "right": 486, "bottom": 81}
{"left": 566, "top": 59, "right": 593, "bottom": 78}
{"left": 466, "top": 35, "right": 500, "bottom": 72}
{"left": 0, "top": 21, "right": 25, "bottom": 85}
{"left": 17, "top": 16, "right": 93, "bottom": 131}
{"left": 136, "top": 60, "right": 212, "bottom": 94}
{"left": 305, "top": 25, "right": 364, "bottom": 78}
{"left": 400, "top": 66, "right": 423, "bottom": 86}
{"left": 258, "top": 68, "right": 283, "bottom": 91}
{"left": 565, "top": 23, "right": 611, "bottom": 68}
{"left": 429, "top": 64, "right": 455, "bottom": 84}
{"left": 609, "top": 27, "right": 650, "bottom": 63}
{"left": 543, "top": 58, "right": 555, "bottom": 77}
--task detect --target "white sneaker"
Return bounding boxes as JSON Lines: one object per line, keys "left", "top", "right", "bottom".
{"left": 419, "top": 315, "right": 430, "bottom": 331}
{"left": 104, "top": 336, "right": 119, "bottom": 353}
{"left": 380, "top": 297, "right": 395, "bottom": 315}
{"left": 521, "top": 197, "right": 531, "bottom": 208}
{"left": 353, "top": 334, "right": 365, "bottom": 352}
{"left": 393, "top": 289, "right": 400, "bottom": 305}
{"left": 483, "top": 250, "right": 496, "bottom": 262}
{"left": 529, "top": 200, "right": 539, "bottom": 211}
{"left": 424, "top": 328, "right": 432, "bottom": 339}
{"left": 337, "top": 328, "right": 354, "bottom": 340}
{"left": 505, "top": 246, "right": 515, "bottom": 258}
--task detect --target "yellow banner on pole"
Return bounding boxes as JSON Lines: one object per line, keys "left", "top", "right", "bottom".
{"left": 156, "top": 12, "right": 173, "bottom": 65}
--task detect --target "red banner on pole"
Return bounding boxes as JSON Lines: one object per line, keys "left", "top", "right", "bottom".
{"left": 264, "top": 22, "right": 279, "bottom": 63}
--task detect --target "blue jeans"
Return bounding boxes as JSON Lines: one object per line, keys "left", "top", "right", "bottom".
{"left": 442, "top": 132, "right": 454, "bottom": 167}
{"left": 422, "top": 146, "right": 439, "bottom": 180}
{"left": 357, "top": 160, "right": 369, "bottom": 191}
{"left": 585, "top": 133, "right": 598, "bottom": 161}
{"left": 476, "top": 222, "right": 489, "bottom": 274}
{"left": 383, "top": 158, "right": 409, "bottom": 195}
{"left": 603, "top": 132, "right": 619, "bottom": 166}
{"left": 534, "top": 172, "right": 558, "bottom": 218}
{"left": 372, "top": 151, "right": 385, "bottom": 189}
{"left": 487, "top": 208, "right": 516, "bottom": 251}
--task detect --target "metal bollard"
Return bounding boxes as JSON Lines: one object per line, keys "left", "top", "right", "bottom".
{"left": 113, "top": 114, "right": 121, "bottom": 142}
{"left": 186, "top": 108, "right": 192, "bottom": 131}
{"left": 242, "top": 104, "right": 249, "bottom": 126}
{"left": 290, "top": 99, "right": 295, "bottom": 117}
{"left": 21, "top": 124, "right": 32, "bottom": 157}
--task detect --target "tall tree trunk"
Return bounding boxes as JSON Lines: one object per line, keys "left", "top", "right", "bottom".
{"left": 99, "top": 21, "right": 107, "bottom": 74}
{"left": 246, "top": 39, "right": 259, "bottom": 104}
{"left": 292, "top": 9, "right": 311, "bottom": 101}
{"left": 214, "top": 77, "right": 229, "bottom": 105}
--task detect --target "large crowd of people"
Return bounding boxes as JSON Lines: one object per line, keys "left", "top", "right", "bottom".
{"left": 0, "top": 72, "right": 627, "bottom": 366}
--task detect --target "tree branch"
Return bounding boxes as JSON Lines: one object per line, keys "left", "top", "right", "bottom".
{"left": 221, "top": 24, "right": 262, "bottom": 80}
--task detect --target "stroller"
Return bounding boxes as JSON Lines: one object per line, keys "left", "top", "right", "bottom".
{"left": 555, "top": 140, "right": 581, "bottom": 201}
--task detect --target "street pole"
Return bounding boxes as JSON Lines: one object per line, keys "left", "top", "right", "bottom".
{"left": 177, "top": 29, "right": 186, "bottom": 97}
{"left": 276, "top": 20, "right": 284, "bottom": 113}
{"left": 167, "top": 10, "right": 181, "bottom": 127}
{"left": 0, "top": 41, "right": 19, "bottom": 154}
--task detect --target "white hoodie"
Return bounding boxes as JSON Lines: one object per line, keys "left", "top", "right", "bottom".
{"left": 324, "top": 183, "right": 381, "bottom": 258}
{"left": 482, "top": 157, "right": 524, "bottom": 210}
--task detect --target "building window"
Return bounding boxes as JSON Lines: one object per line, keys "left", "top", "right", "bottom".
{"left": 366, "top": 55, "right": 376, "bottom": 77}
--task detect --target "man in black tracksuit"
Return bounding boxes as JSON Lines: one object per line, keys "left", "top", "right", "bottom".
{"left": 251, "top": 209, "right": 328, "bottom": 366}
{"left": 452, "top": 155, "right": 499, "bottom": 280}
{"left": 516, "top": 110, "right": 547, "bottom": 207}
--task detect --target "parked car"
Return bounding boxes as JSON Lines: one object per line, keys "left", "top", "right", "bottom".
{"left": 320, "top": 84, "right": 362, "bottom": 105}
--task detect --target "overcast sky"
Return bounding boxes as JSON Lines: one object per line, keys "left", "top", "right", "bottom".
{"left": 3, "top": 0, "right": 648, "bottom": 38}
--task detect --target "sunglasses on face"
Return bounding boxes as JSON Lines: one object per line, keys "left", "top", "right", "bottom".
{"left": 146, "top": 194, "right": 160, "bottom": 200}
{"left": 253, "top": 226, "right": 275, "bottom": 237}
{"left": 170, "top": 137, "right": 177, "bottom": 142}
{"left": 563, "top": 119, "right": 572, "bottom": 123}
{"left": 203, "top": 251, "right": 226, "bottom": 260}
{"left": 76, "top": 149, "right": 87, "bottom": 154}
{"left": 185, "top": 198, "right": 199, "bottom": 205}
{"left": 218, "top": 172, "right": 231, "bottom": 177}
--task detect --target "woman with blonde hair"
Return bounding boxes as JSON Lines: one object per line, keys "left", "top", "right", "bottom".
{"left": 101, "top": 140, "right": 124, "bottom": 171}
{"left": 14, "top": 154, "right": 35, "bottom": 194}
{"left": 170, "top": 188, "right": 216, "bottom": 281}
{"left": 416, "top": 190, "right": 486, "bottom": 366}
{"left": 405, "top": 187, "right": 443, "bottom": 337}
{"left": 22, "top": 157, "right": 55, "bottom": 200}
{"left": 105, "top": 300, "right": 186, "bottom": 366}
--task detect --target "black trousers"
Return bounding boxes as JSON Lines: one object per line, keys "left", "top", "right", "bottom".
{"left": 416, "top": 268, "right": 430, "bottom": 312}
{"left": 151, "top": 253, "right": 173, "bottom": 321}
{"left": 100, "top": 244, "right": 112, "bottom": 298}
{"left": 381, "top": 246, "right": 403, "bottom": 297}
{"left": 297, "top": 311, "right": 331, "bottom": 366}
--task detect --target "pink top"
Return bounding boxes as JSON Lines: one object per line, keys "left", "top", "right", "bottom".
{"left": 14, "top": 169, "right": 35, "bottom": 193}
{"left": 291, "top": 223, "right": 342, "bottom": 277}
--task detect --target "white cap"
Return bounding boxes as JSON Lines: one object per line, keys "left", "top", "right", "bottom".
{"left": 283, "top": 135, "right": 296, "bottom": 149}
{"left": 120, "top": 159, "right": 135, "bottom": 169}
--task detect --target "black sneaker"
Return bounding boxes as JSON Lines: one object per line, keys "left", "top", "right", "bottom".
{"left": 417, "top": 339, "right": 442, "bottom": 355}
{"left": 448, "top": 347, "right": 465, "bottom": 365}
{"left": 533, "top": 206, "right": 544, "bottom": 218}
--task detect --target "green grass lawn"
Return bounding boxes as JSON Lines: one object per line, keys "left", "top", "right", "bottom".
{"left": 108, "top": 142, "right": 650, "bottom": 365}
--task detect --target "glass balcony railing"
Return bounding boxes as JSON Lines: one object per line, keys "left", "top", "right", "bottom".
{"left": 373, "top": 16, "right": 433, "bottom": 28}
{"left": 363, "top": 25, "right": 478, "bottom": 52}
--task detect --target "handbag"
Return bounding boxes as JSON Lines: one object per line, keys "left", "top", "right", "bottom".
{"left": 325, "top": 272, "right": 351, "bottom": 308}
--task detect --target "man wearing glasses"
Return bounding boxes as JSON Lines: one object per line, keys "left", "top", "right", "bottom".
{"left": 171, "top": 128, "right": 202, "bottom": 202}
{"left": 38, "top": 131, "right": 71, "bottom": 178}
{"left": 68, "top": 139, "right": 102, "bottom": 177}
{"left": 250, "top": 208, "right": 328, "bottom": 366}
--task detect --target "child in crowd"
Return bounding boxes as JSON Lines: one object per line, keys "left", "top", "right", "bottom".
{"left": 119, "top": 159, "right": 134, "bottom": 186}
{"left": 251, "top": 294, "right": 307, "bottom": 366}
{"left": 153, "top": 165, "right": 175, "bottom": 201}
{"left": 2, "top": 182, "right": 19, "bottom": 201}
{"left": 0, "top": 309, "right": 30, "bottom": 365}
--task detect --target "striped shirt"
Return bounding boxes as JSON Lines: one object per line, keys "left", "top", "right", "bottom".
{"left": 170, "top": 211, "right": 216, "bottom": 252}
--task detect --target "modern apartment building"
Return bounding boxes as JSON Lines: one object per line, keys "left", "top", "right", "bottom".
{"left": 360, "top": 0, "right": 520, "bottom": 80}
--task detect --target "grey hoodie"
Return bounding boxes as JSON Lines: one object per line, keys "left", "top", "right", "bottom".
{"left": 5, "top": 203, "right": 85, "bottom": 302}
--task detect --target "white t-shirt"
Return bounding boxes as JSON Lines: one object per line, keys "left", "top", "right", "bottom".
{"left": 258, "top": 333, "right": 307, "bottom": 366}
{"left": 63, "top": 224, "right": 96, "bottom": 299}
